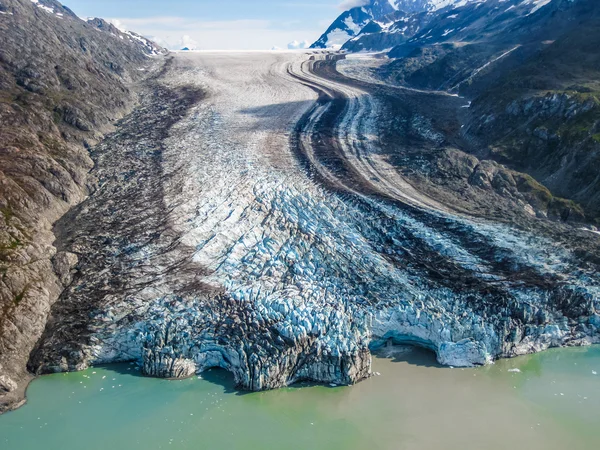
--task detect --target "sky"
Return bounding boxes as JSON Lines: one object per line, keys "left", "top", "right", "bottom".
{"left": 63, "top": 0, "right": 357, "bottom": 50}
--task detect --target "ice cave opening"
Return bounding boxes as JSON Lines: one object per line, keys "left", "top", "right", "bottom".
{"left": 199, "top": 366, "right": 236, "bottom": 391}
{"left": 370, "top": 333, "right": 441, "bottom": 365}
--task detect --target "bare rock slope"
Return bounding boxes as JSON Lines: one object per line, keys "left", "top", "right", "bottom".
{"left": 0, "top": 0, "right": 164, "bottom": 411}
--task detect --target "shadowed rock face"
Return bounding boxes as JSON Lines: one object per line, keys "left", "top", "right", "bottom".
{"left": 0, "top": 0, "right": 164, "bottom": 412}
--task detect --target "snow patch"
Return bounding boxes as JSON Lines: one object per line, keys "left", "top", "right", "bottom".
{"left": 426, "top": 0, "right": 485, "bottom": 11}
{"left": 344, "top": 16, "right": 363, "bottom": 35}
{"left": 322, "top": 28, "right": 354, "bottom": 48}
{"left": 580, "top": 228, "right": 600, "bottom": 237}
{"left": 30, "top": 0, "right": 54, "bottom": 14}
{"left": 520, "top": 0, "right": 552, "bottom": 15}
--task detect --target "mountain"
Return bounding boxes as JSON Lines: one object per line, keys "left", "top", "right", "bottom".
{"left": 85, "top": 17, "right": 164, "bottom": 56}
{"left": 464, "top": 0, "right": 600, "bottom": 223}
{"left": 342, "top": 0, "right": 559, "bottom": 53}
{"left": 312, "top": 0, "right": 600, "bottom": 223}
{"left": 310, "top": 0, "right": 396, "bottom": 49}
{"left": 0, "top": 0, "right": 165, "bottom": 412}
{"left": 374, "top": 0, "right": 573, "bottom": 85}
{"left": 348, "top": 0, "right": 600, "bottom": 223}
{"left": 311, "top": 0, "right": 485, "bottom": 49}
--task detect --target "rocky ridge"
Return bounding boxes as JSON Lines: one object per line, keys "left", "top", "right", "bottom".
{"left": 0, "top": 0, "right": 165, "bottom": 412}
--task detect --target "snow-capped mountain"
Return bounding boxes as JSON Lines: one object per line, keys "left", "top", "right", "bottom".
{"left": 343, "top": 0, "right": 564, "bottom": 53}
{"left": 311, "top": 0, "right": 398, "bottom": 49}
{"left": 312, "top": 0, "right": 557, "bottom": 51}
{"left": 311, "top": 0, "right": 486, "bottom": 49}
{"left": 311, "top": 6, "right": 376, "bottom": 49}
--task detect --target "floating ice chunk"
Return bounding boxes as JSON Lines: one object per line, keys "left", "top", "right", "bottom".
{"left": 593, "top": 371, "right": 597, "bottom": 375}
{"left": 508, "top": 368, "right": 521, "bottom": 373}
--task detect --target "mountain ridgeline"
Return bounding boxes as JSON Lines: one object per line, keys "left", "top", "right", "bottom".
{"left": 314, "top": 0, "right": 600, "bottom": 224}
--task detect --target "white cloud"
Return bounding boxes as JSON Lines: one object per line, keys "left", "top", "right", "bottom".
{"left": 109, "top": 16, "right": 324, "bottom": 50}
{"left": 106, "top": 18, "right": 126, "bottom": 31}
{"left": 145, "top": 35, "right": 170, "bottom": 49}
{"left": 338, "top": 0, "right": 370, "bottom": 10}
{"left": 287, "top": 40, "right": 310, "bottom": 49}
{"left": 179, "top": 35, "right": 198, "bottom": 50}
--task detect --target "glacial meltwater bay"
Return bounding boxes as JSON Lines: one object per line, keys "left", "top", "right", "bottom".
{"left": 1, "top": 345, "right": 598, "bottom": 450}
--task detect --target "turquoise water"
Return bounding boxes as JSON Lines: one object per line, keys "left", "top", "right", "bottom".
{"left": 1, "top": 346, "right": 598, "bottom": 450}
